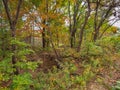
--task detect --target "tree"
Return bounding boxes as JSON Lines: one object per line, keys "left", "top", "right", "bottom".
{"left": 77, "top": 0, "right": 91, "bottom": 52}
{"left": 2, "top": 0, "right": 23, "bottom": 75}
{"left": 92, "top": 0, "right": 120, "bottom": 41}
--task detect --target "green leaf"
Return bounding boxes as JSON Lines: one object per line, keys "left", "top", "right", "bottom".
{"left": 30, "top": 0, "right": 41, "bottom": 7}
{"left": 12, "top": 73, "right": 33, "bottom": 89}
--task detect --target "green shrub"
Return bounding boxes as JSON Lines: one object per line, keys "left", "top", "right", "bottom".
{"left": 112, "top": 81, "right": 120, "bottom": 90}
{"left": 0, "top": 38, "right": 39, "bottom": 89}
{"left": 81, "top": 41, "right": 103, "bottom": 57}
{"left": 33, "top": 59, "right": 97, "bottom": 90}
{"left": 11, "top": 73, "right": 33, "bottom": 90}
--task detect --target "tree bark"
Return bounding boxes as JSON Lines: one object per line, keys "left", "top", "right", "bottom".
{"left": 69, "top": 0, "right": 80, "bottom": 48}
{"left": 77, "top": 0, "right": 91, "bottom": 52}
{"left": 42, "top": 20, "right": 46, "bottom": 48}
{"left": 2, "top": 0, "right": 22, "bottom": 75}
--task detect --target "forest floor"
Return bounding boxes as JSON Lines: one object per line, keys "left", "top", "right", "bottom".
{"left": 29, "top": 51, "right": 120, "bottom": 90}
{"left": 87, "top": 59, "right": 120, "bottom": 90}
{"left": 2, "top": 51, "right": 119, "bottom": 90}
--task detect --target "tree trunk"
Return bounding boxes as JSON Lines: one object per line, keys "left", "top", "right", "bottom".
{"left": 11, "top": 23, "right": 19, "bottom": 75}
{"left": 77, "top": 0, "right": 90, "bottom": 52}
{"left": 42, "top": 20, "right": 46, "bottom": 48}
{"left": 2, "top": 0, "right": 22, "bottom": 75}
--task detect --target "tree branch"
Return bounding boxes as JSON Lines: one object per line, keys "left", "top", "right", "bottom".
{"left": 2, "top": 0, "right": 12, "bottom": 26}
{"left": 14, "top": 0, "right": 22, "bottom": 25}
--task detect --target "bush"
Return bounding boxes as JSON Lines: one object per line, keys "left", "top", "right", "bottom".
{"left": 112, "top": 81, "right": 120, "bottom": 90}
